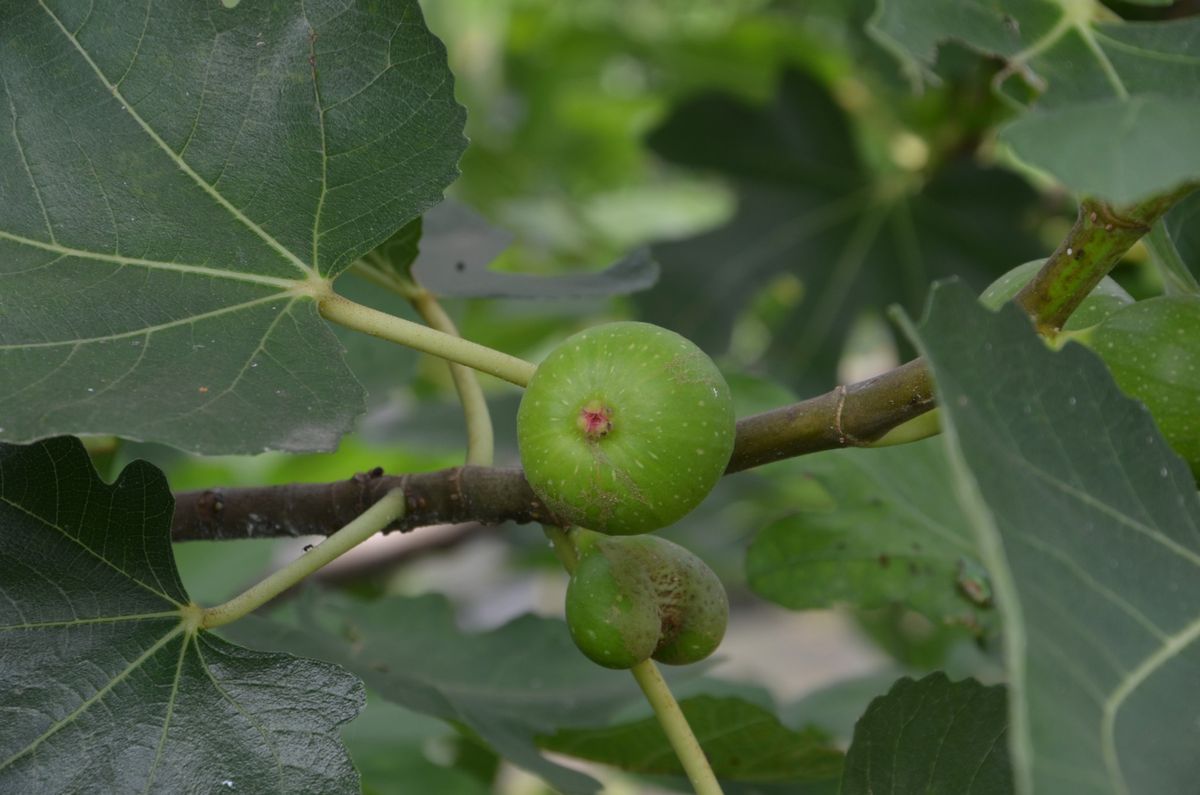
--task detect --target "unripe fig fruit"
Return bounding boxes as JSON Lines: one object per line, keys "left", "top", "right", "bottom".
{"left": 564, "top": 535, "right": 729, "bottom": 669}
{"left": 517, "top": 322, "right": 735, "bottom": 535}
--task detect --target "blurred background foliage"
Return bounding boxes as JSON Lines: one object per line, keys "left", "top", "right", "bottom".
{"left": 98, "top": 0, "right": 1192, "bottom": 791}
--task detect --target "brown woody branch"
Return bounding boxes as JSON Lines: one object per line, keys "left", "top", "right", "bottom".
{"left": 172, "top": 359, "right": 935, "bottom": 542}
{"left": 171, "top": 187, "right": 1195, "bottom": 543}
{"left": 171, "top": 466, "right": 561, "bottom": 541}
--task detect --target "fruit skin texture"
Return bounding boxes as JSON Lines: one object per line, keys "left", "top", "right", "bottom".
{"left": 564, "top": 534, "right": 729, "bottom": 669}
{"left": 517, "top": 322, "right": 735, "bottom": 535}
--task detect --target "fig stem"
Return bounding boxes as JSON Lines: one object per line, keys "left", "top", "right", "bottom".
{"left": 630, "top": 660, "right": 724, "bottom": 795}
{"left": 548, "top": 526, "right": 722, "bottom": 794}
{"left": 543, "top": 525, "right": 579, "bottom": 574}
{"left": 352, "top": 261, "right": 496, "bottom": 466}
{"left": 407, "top": 288, "right": 495, "bottom": 465}
{"left": 199, "top": 489, "right": 407, "bottom": 628}
{"left": 318, "top": 290, "right": 537, "bottom": 387}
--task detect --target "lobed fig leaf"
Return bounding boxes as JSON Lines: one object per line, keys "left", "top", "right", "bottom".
{"left": 564, "top": 535, "right": 728, "bottom": 669}
{"left": 517, "top": 322, "right": 735, "bottom": 535}
{"left": 1085, "top": 295, "right": 1200, "bottom": 476}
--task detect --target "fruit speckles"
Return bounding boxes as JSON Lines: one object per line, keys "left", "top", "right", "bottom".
{"left": 518, "top": 322, "right": 735, "bottom": 535}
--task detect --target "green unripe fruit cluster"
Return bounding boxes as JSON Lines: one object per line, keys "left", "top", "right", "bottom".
{"left": 517, "top": 322, "right": 736, "bottom": 535}
{"left": 565, "top": 534, "right": 728, "bottom": 669}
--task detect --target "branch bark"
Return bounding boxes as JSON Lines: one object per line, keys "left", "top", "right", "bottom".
{"left": 172, "top": 465, "right": 562, "bottom": 541}
{"left": 171, "top": 357, "right": 936, "bottom": 541}
{"left": 171, "top": 186, "right": 1196, "bottom": 543}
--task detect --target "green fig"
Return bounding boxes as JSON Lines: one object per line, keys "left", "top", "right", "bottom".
{"left": 517, "top": 322, "right": 735, "bottom": 535}
{"left": 564, "top": 535, "right": 728, "bottom": 669}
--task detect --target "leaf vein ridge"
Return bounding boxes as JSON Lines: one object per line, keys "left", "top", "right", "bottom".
{"left": 0, "top": 625, "right": 185, "bottom": 772}
{"left": 36, "top": 0, "right": 316, "bottom": 278}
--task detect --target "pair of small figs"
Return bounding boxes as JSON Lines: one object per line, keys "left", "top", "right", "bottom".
{"left": 516, "top": 322, "right": 736, "bottom": 667}
{"left": 566, "top": 531, "right": 729, "bottom": 669}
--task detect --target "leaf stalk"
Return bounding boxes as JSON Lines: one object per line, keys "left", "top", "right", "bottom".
{"left": 200, "top": 489, "right": 407, "bottom": 628}
{"left": 318, "top": 291, "right": 536, "bottom": 387}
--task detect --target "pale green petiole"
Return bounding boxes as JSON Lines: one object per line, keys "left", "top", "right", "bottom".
{"left": 318, "top": 290, "right": 536, "bottom": 388}
{"left": 349, "top": 260, "right": 497, "bottom": 466}
{"left": 409, "top": 288, "right": 496, "bottom": 466}
{"left": 545, "top": 525, "right": 724, "bottom": 795}
{"left": 200, "top": 489, "right": 408, "bottom": 628}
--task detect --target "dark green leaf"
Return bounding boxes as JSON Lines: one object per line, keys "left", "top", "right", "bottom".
{"left": 226, "top": 592, "right": 648, "bottom": 795}
{"left": 905, "top": 281, "right": 1200, "bottom": 793}
{"left": 869, "top": 1, "right": 1062, "bottom": 89}
{"left": 0, "top": 1, "right": 465, "bottom": 453}
{"left": 1087, "top": 295, "right": 1200, "bottom": 475}
{"left": 1000, "top": 96, "right": 1200, "bottom": 205}
{"left": 870, "top": 4, "right": 1200, "bottom": 201}
{"left": 640, "top": 69, "right": 1043, "bottom": 391}
{"left": 871, "top": 3, "right": 1200, "bottom": 107}
{"left": 746, "top": 440, "right": 994, "bottom": 632}
{"left": 841, "top": 673, "right": 1011, "bottom": 794}
{"left": 541, "top": 696, "right": 843, "bottom": 785}
{"left": 0, "top": 437, "right": 364, "bottom": 792}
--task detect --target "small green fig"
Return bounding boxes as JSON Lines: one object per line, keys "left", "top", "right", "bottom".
{"left": 564, "top": 535, "right": 729, "bottom": 669}
{"left": 517, "top": 322, "right": 735, "bottom": 535}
